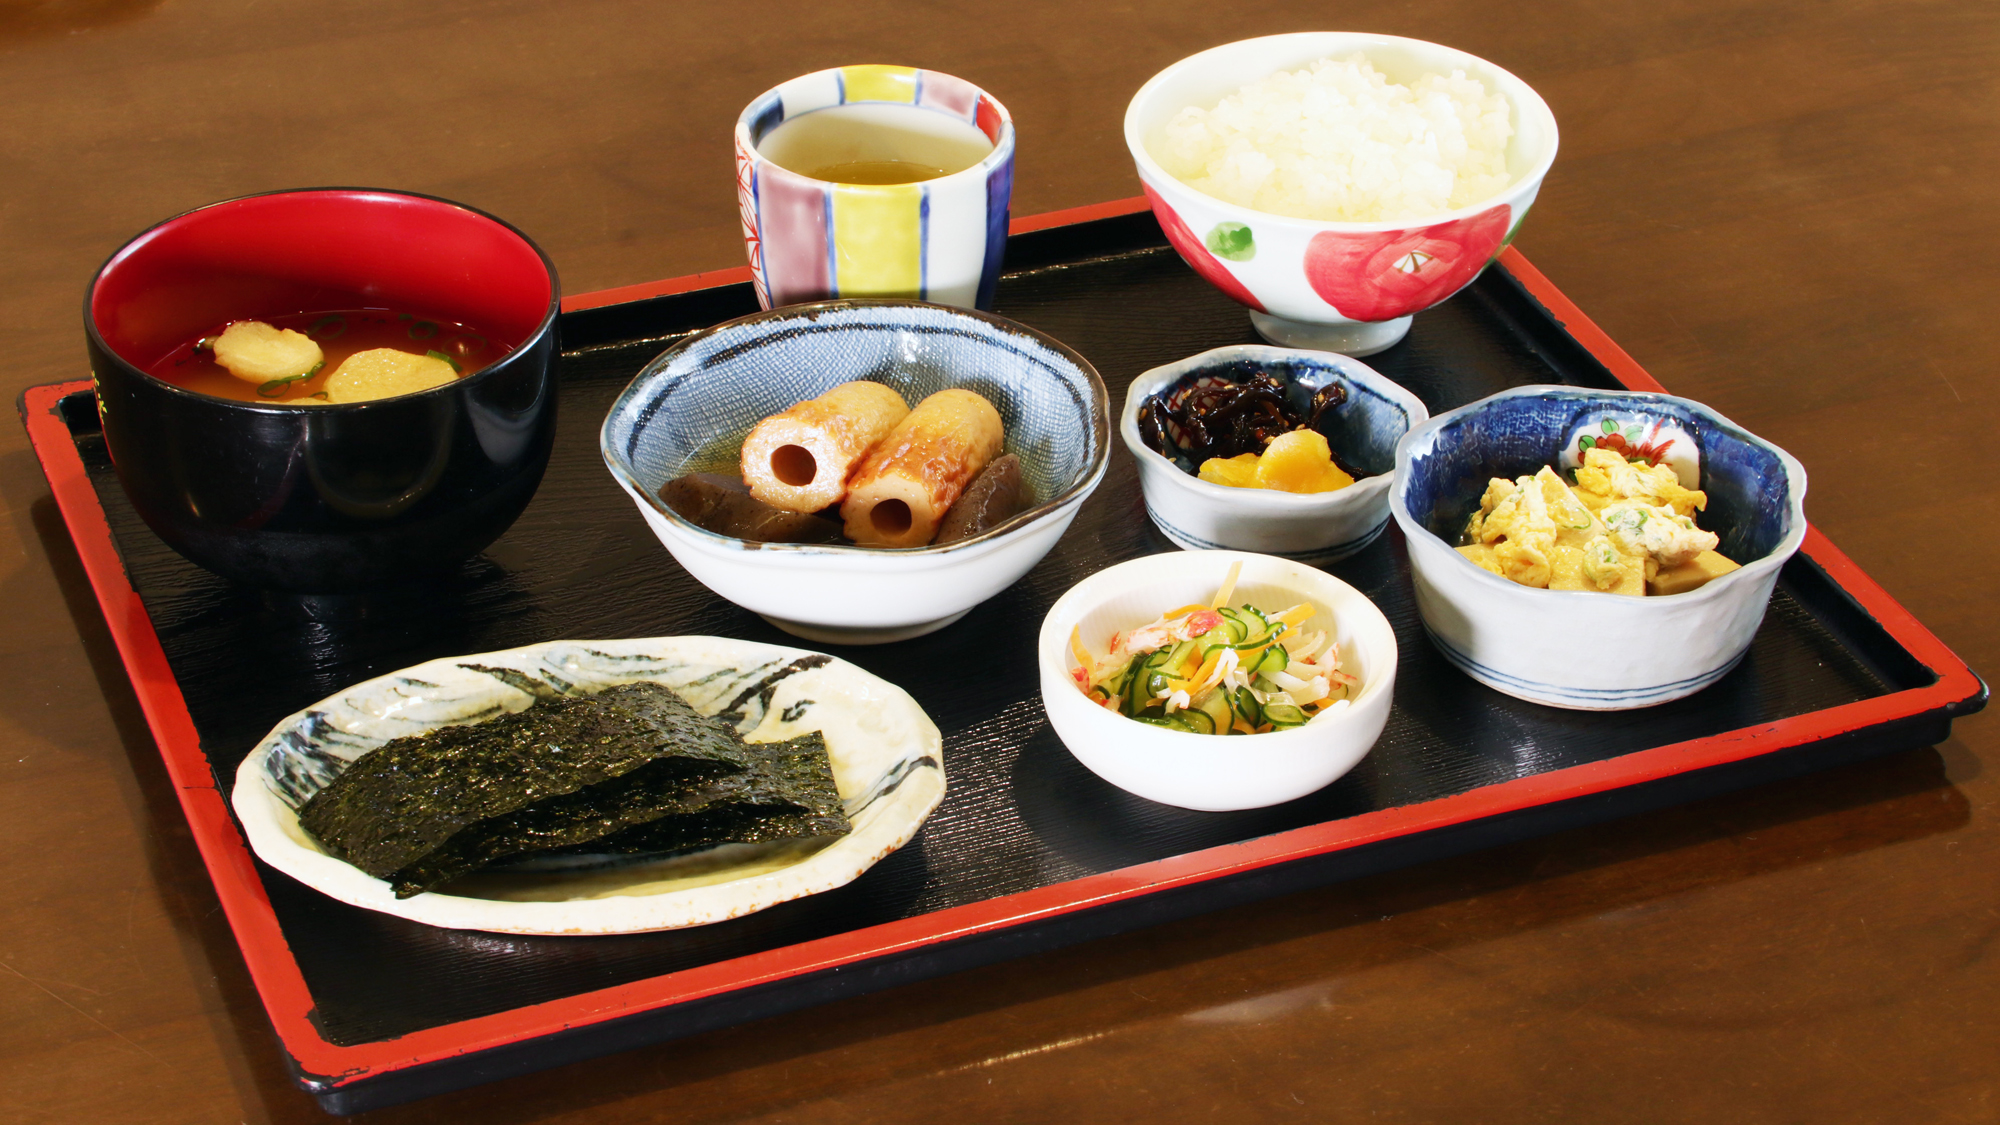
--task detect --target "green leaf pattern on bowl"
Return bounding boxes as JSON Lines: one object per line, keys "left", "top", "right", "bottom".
{"left": 1205, "top": 221, "right": 1256, "bottom": 262}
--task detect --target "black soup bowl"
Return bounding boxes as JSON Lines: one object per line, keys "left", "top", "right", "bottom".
{"left": 86, "top": 188, "right": 561, "bottom": 592}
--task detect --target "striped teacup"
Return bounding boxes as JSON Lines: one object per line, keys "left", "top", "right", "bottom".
{"left": 734, "top": 65, "right": 1016, "bottom": 311}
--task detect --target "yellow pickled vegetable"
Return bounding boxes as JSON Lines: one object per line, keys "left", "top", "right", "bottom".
{"left": 1254, "top": 431, "right": 1354, "bottom": 493}
{"left": 1196, "top": 430, "right": 1354, "bottom": 494}
{"left": 1197, "top": 453, "right": 1261, "bottom": 488}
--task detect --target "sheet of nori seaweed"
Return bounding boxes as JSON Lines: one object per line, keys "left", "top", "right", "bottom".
{"left": 717, "top": 730, "right": 846, "bottom": 822}
{"left": 574, "top": 801, "right": 851, "bottom": 857}
{"left": 408, "top": 731, "right": 853, "bottom": 895}
{"left": 384, "top": 756, "right": 743, "bottom": 898}
{"left": 298, "top": 682, "right": 764, "bottom": 880}
{"left": 542, "top": 731, "right": 851, "bottom": 859}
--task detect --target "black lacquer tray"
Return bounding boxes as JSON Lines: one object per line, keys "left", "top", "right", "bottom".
{"left": 21, "top": 201, "right": 1986, "bottom": 1114}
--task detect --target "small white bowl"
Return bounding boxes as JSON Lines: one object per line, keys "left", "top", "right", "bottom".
{"left": 1038, "top": 550, "right": 1398, "bottom": 811}
{"left": 602, "top": 301, "right": 1111, "bottom": 645}
{"left": 1126, "top": 33, "right": 1559, "bottom": 356}
{"left": 1121, "top": 345, "right": 1428, "bottom": 564}
{"left": 1390, "top": 385, "right": 1809, "bottom": 709}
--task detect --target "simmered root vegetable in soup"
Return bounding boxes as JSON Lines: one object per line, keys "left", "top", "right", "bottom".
{"left": 210, "top": 320, "right": 322, "bottom": 385}
{"left": 148, "top": 310, "right": 506, "bottom": 404}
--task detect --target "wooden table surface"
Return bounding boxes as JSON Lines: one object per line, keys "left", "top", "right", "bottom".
{"left": 3, "top": 2, "right": 1994, "bottom": 1121}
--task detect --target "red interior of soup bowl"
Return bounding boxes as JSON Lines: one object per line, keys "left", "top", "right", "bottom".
{"left": 89, "top": 189, "right": 555, "bottom": 371}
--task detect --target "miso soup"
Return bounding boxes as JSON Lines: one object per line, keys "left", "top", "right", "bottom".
{"left": 147, "top": 309, "right": 507, "bottom": 405}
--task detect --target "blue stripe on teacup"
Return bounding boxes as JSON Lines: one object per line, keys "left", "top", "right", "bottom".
{"left": 748, "top": 164, "right": 767, "bottom": 305}
{"left": 919, "top": 186, "right": 931, "bottom": 301}
{"left": 776, "top": 70, "right": 843, "bottom": 120}
{"left": 1421, "top": 620, "right": 1742, "bottom": 707}
{"left": 1143, "top": 506, "right": 1388, "bottom": 565}
{"left": 917, "top": 154, "right": 992, "bottom": 309}
{"left": 977, "top": 156, "right": 1013, "bottom": 310}
{"left": 821, "top": 191, "right": 836, "bottom": 294}
{"left": 749, "top": 94, "right": 784, "bottom": 144}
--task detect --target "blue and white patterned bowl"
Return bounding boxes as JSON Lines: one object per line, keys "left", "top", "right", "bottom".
{"left": 1390, "top": 385, "right": 1809, "bottom": 710}
{"left": 603, "top": 300, "right": 1111, "bottom": 644}
{"left": 1120, "top": 345, "right": 1429, "bottom": 564}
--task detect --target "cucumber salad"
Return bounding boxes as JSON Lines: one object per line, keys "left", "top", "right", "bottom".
{"left": 1067, "top": 564, "right": 1360, "bottom": 735}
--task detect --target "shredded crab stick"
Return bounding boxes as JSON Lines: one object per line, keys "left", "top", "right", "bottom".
{"left": 1069, "top": 563, "right": 1360, "bottom": 735}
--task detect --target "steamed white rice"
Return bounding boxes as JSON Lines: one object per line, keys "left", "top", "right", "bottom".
{"left": 1153, "top": 54, "right": 1514, "bottom": 223}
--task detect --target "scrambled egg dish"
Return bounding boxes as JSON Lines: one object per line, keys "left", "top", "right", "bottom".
{"left": 1458, "top": 447, "right": 1741, "bottom": 596}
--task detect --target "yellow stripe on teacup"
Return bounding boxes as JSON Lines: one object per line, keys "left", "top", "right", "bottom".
{"left": 840, "top": 65, "right": 919, "bottom": 104}
{"left": 831, "top": 183, "right": 923, "bottom": 296}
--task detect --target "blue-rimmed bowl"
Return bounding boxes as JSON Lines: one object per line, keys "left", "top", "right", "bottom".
{"left": 1120, "top": 345, "right": 1429, "bottom": 564}
{"left": 1389, "top": 385, "right": 1808, "bottom": 710}
{"left": 602, "top": 300, "right": 1110, "bottom": 645}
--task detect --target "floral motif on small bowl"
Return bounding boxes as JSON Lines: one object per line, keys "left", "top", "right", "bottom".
{"left": 1557, "top": 415, "right": 1700, "bottom": 485}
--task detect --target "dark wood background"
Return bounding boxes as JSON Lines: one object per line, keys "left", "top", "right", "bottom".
{"left": 2, "top": 1, "right": 1994, "bottom": 1121}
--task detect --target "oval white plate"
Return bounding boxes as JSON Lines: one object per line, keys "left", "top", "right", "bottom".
{"left": 230, "top": 636, "right": 945, "bottom": 934}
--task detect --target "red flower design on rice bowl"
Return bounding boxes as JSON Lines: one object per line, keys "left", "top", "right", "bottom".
{"left": 1303, "top": 206, "right": 1513, "bottom": 323}
{"left": 1145, "top": 184, "right": 1266, "bottom": 313}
